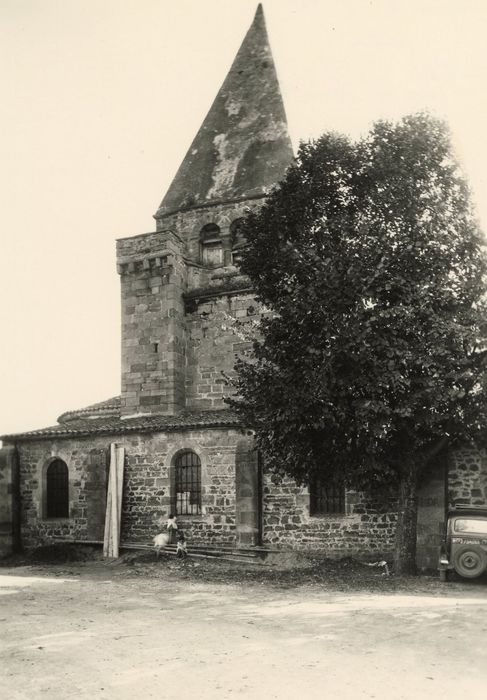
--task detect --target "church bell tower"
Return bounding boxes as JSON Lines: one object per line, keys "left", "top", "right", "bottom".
{"left": 116, "top": 4, "right": 293, "bottom": 418}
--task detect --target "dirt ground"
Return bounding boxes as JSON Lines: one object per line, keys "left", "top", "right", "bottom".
{"left": 1, "top": 547, "right": 487, "bottom": 700}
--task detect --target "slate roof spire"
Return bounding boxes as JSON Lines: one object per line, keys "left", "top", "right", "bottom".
{"left": 155, "top": 3, "right": 294, "bottom": 220}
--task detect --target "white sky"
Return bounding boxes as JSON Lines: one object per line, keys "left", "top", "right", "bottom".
{"left": 1, "top": 0, "right": 487, "bottom": 436}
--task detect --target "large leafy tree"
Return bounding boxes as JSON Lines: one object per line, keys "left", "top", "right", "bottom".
{"left": 230, "top": 114, "right": 487, "bottom": 574}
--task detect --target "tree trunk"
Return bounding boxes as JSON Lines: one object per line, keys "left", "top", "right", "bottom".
{"left": 393, "top": 463, "right": 419, "bottom": 575}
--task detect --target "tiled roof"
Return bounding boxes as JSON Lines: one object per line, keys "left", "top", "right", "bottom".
{"left": 1, "top": 409, "right": 242, "bottom": 442}
{"left": 58, "top": 396, "right": 121, "bottom": 423}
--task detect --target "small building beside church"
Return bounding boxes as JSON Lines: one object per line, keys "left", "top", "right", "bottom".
{"left": 1, "top": 5, "right": 486, "bottom": 568}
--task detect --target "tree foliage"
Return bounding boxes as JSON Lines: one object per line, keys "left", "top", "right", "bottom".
{"left": 230, "top": 114, "right": 487, "bottom": 570}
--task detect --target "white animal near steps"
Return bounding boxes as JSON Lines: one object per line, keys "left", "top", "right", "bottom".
{"left": 153, "top": 532, "right": 170, "bottom": 557}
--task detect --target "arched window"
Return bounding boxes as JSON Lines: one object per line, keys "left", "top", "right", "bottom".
{"left": 200, "top": 223, "right": 223, "bottom": 267}
{"left": 46, "top": 459, "right": 69, "bottom": 518}
{"left": 230, "top": 218, "right": 247, "bottom": 265}
{"left": 173, "top": 451, "right": 201, "bottom": 515}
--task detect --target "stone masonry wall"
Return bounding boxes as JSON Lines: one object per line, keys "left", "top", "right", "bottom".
{"left": 15, "top": 439, "right": 108, "bottom": 548}
{"left": 264, "top": 449, "right": 485, "bottom": 561}
{"left": 14, "top": 430, "right": 396, "bottom": 559}
{"left": 186, "top": 292, "right": 258, "bottom": 410}
{"left": 13, "top": 434, "right": 487, "bottom": 560}
{"left": 0, "top": 446, "right": 20, "bottom": 556}
{"left": 14, "top": 428, "right": 243, "bottom": 550}
{"left": 117, "top": 199, "right": 264, "bottom": 417}
{"left": 155, "top": 199, "right": 262, "bottom": 267}
{"left": 117, "top": 230, "right": 186, "bottom": 416}
{"left": 120, "top": 428, "right": 240, "bottom": 545}
{"left": 448, "top": 448, "right": 487, "bottom": 507}
{"left": 262, "top": 475, "right": 398, "bottom": 558}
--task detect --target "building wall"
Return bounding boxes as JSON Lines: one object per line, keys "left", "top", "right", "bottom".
{"left": 15, "top": 429, "right": 242, "bottom": 549}
{"left": 117, "top": 231, "right": 186, "bottom": 416}
{"left": 120, "top": 428, "right": 240, "bottom": 546}
{"left": 116, "top": 199, "right": 263, "bottom": 417}
{"left": 12, "top": 432, "right": 487, "bottom": 562}
{"left": 154, "top": 200, "right": 262, "bottom": 265}
{"left": 415, "top": 450, "right": 487, "bottom": 570}
{"left": 0, "top": 446, "right": 20, "bottom": 557}
{"left": 186, "top": 292, "right": 257, "bottom": 410}
{"left": 12, "top": 430, "right": 397, "bottom": 558}
{"left": 15, "top": 439, "right": 108, "bottom": 548}
{"left": 262, "top": 476, "right": 397, "bottom": 557}
{"left": 449, "top": 449, "right": 487, "bottom": 507}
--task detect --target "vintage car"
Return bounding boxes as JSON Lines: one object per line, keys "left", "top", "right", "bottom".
{"left": 438, "top": 506, "right": 487, "bottom": 581}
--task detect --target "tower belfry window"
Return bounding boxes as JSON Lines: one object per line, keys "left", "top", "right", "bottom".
{"left": 200, "top": 223, "right": 223, "bottom": 267}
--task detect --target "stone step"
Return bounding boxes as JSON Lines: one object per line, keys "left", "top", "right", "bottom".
{"left": 166, "top": 544, "right": 261, "bottom": 557}
{"left": 120, "top": 542, "right": 268, "bottom": 565}
{"left": 68, "top": 540, "right": 274, "bottom": 565}
{"left": 149, "top": 543, "right": 264, "bottom": 560}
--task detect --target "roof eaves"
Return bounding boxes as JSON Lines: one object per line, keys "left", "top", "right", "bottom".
{"left": 1, "top": 412, "right": 243, "bottom": 443}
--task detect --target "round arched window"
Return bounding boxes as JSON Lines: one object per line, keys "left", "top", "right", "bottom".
{"left": 46, "top": 459, "right": 69, "bottom": 518}
{"left": 200, "top": 223, "right": 223, "bottom": 267}
{"left": 173, "top": 451, "right": 201, "bottom": 515}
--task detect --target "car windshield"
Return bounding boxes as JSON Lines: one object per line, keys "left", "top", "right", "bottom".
{"left": 453, "top": 518, "right": 487, "bottom": 535}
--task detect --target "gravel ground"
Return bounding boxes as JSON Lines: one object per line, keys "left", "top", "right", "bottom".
{"left": 1, "top": 546, "right": 487, "bottom": 700}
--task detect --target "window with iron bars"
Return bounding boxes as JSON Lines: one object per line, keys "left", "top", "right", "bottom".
{"left": 173, "top": 451, "right": 202, "bottom": 515}
{"left": 46, "top": 459, "right": 69, "bottom": 518}
{"left": 309, "top": 475, "right": 345, "bottom": 516}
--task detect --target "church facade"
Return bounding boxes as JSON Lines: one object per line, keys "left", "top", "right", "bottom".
{"left": 1, "top": 6, "right": 486, "bottom": 568}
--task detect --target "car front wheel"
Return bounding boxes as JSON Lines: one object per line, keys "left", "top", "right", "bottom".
{"left": 452, "top": 546, "right": 487, "bottom": 578}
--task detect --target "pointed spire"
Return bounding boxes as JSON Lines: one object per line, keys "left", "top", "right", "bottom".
{"left": 155, "top": 4, "right": 293, "bottom": 219}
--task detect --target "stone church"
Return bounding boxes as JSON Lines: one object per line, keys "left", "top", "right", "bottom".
{"left": 1, "top": 5, "right": 486, "bottom": 567}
